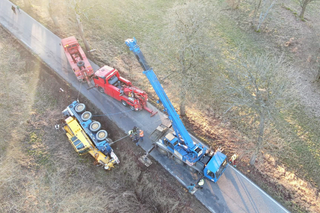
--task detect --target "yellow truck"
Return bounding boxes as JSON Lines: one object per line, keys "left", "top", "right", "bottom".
{"left": 62, "top": 101, "right": 120, "bottom": 170}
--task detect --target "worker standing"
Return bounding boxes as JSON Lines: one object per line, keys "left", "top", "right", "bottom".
{"left": 128, "top": 126, "right": 139, "bottom": 145}
{"left": 187, "top": 178, "right": 204, "bottom": 194}
{"left": 139, "top": 129, "right": 144, "bottom": 142}
{"left": 135, "top": 129, "right": 144, "bottom": 146}
{"left": 229, "top": 154, "right": 238, "bottom": 167}
{"left": 187, "top": 183, "right": 196, "bottom": 194}
{"left": 128, "top": 129, "right": 133, "bottom": 137}
{"left": 11, "top": 6, "right": 16, "bottom": 14}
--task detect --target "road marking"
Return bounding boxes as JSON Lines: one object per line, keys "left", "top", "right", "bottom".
{"left": 230, "top": 166, "right": 290, "bottom": 213}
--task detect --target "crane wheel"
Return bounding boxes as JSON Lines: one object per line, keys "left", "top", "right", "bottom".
{"left": 89, "top": 121, "right": 101, "bottom": 132}
{"left": 174, "top": 157, "right": 184, "bottom": 165}
{"left": 188, "top": 166, "right": 197, "bottom": 173}
{"left": 157, "top": 146, "right": 167, "bottom": 155}
{"left": 77, "top": 60, "right": 85, "bottom": 68}
{"left": 81, "top": 111, "right": 92, "bottom": 121}
{"left": 96, "top": 130, "right": 108, "bottom": 141}
{"left": 75, "top": 103, "right": 86, "bottom": 113}
{"left": 121, "top": 100, "right": 128, "bottom": 107}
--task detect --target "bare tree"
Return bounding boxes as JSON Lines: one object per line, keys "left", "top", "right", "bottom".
{"left": 218, "top": 52, "right": 295, "bottom": 164}
{"left": 298, "top": 0, "right": 319, "bottom": 19}
{"left": 48, "top": 0, "right": 59, "bottom": 27}
{"left": 157, "top": 1, "right": 216, "bottom": 116}
{"left": 251, "top": 0, "right": 277, "bottom": 31}
{"left": 73, "top": 0, "right": 91, "bottom": 52}
{"left": 63, "top": 0, "right": 98, "bottom": 54}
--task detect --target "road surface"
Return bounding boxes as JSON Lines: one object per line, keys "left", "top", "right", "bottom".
{"left": 0, "top": 1, "right": 290, "bottom": 212}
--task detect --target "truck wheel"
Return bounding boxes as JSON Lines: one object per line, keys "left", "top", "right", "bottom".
{"left": 130, "top": 105, "right": 135, "bottom": 111}
{"left": 98, "top": 87, "right": 105, "bottom": 94}
{"left": 90, "top": 121, "right": 101, "bottom": 132}
{"left": 121, "top": 100, "right": 128, "bottom": 107}
{"left": 81, "top": 111, "right": 92, "bottom": 121}
{"left": 96, "top": 130, "right": 108, "bottom": 141}
{"left": 174, "top": 157, "right": 184, "bottom": 165}
{"left": 77, "top": 60, "right": 85, "bottom": 68}
{"left": 188, "top": 166, "right": 197, "bottom": 173}
{"left": 157, "top": 146, "right": 167, "bottom": 155}
{"left": 75, "top": 103, "right": 86, "bottom": 113}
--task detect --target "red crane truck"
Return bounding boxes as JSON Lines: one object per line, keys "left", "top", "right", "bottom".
{"left": 61, "top": 36, "right": 157, "bottom": 117}
{"left": 61, "top": 36, "right": 94, "bottom": 86}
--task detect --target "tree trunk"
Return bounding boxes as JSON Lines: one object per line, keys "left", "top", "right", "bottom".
{"left": 299, "top": 0, "right": 310, "bottom": 19}
{"left": 75, "top": 13, "right": 91, "bottom": 52}
{"left": 48, "top": 0, "right": 59, "bottom": 27}
{"left": 180, "top": 89, "right": 187, "bottom": 116}
{"left": 254, "top": 0, "right": 262, "bottom": 16}
{"left": 250, "top": 113, "right": 265, "bottom": 165}
{"left": 179, "top": 51, "right": 187, "bottom": 117}
{"left": 256, "top": 0, "right": 276, "bottom": 32}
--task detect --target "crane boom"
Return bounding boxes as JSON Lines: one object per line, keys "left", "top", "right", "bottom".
{"left": 126, "top": 38, "right": 205, "bottom": 160}
{"left": 126, "top": 38, "right": 228, "bottom": 182}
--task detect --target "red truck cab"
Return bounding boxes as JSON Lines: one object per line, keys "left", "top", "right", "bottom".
{"left": 61, "top": 36, "right": 94, "bottom": 83}
{"left": 94, "top": 65, "right": 156, "bottom": 116}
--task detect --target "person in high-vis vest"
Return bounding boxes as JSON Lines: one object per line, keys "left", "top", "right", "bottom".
{"left": 139, "top": 129, "right": 144, "bottom": 142}
{"left": 135, "top": 129, "right": 144, "bottom": 146}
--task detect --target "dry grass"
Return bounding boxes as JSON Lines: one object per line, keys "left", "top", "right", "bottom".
{"left": 6, "top": 0, "right": 320, "bottom": 212}
{"left": 0, "top": 27, "right": 207, "bottom": 213}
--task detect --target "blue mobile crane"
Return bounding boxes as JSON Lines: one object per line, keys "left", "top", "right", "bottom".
{"left": 125, "top": 38, "right": 228, "bottom": 182}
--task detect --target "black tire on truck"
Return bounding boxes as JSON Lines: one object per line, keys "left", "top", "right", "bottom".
{"left": 98, "top": 87, "right": 105, "bottom": 94}
{"left": 77, "top": 60, "right": 85, "bottom": 68}
{"left": 121, "top": 100, "right": 128, "bottom": 107}
{"left": 174, "top": 156, "right": 184, "bottom": 165}
{"left": 157, "top": 146, "right": 168, "bottom": 155}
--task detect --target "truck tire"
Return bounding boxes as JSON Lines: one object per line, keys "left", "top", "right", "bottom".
{"left": 77, "top": 60, "right": 85, "bottom": 68}
{"left": 81, "top": 111, "right": 92, "bottom": 121}
{"left": 98, "top": 87, "right": 105, "bottom": 94}
{"left": 174, "top": 157, "right": 184, "bottom": 165}
{"left": 130, "top": 105, "right": 135, "bottom": 111}
{"left": 89, "top": 121, "right": 101, "bottom": 132}
{"left": 75, "top": 103, "right": 86, "bottom": 113}
{"left": 96, "top": 130, "right": 108, "bottom": 141}
{"left": 157, "top": 146, "right": 167, "bottom": 155}
{"left": 121, "top": 100, "right": 128, "bottom": 107}
{"left": 188, "top": 166, "right": 197, "bottom": 173}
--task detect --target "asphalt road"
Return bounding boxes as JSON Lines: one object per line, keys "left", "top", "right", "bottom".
{"left": 0, "top": 1, "right": 290, "bottom": 212}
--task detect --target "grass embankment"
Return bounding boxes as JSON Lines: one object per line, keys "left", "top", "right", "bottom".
{"left": 7, "top": 0, "right": 320, "bottom": 212}
{"left": 0, "top": 28, "right": 208, "bottom": 213}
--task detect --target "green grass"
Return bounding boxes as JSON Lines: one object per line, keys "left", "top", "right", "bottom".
{"left": 285, "top": 105, "right": 320, "bottom": 186}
